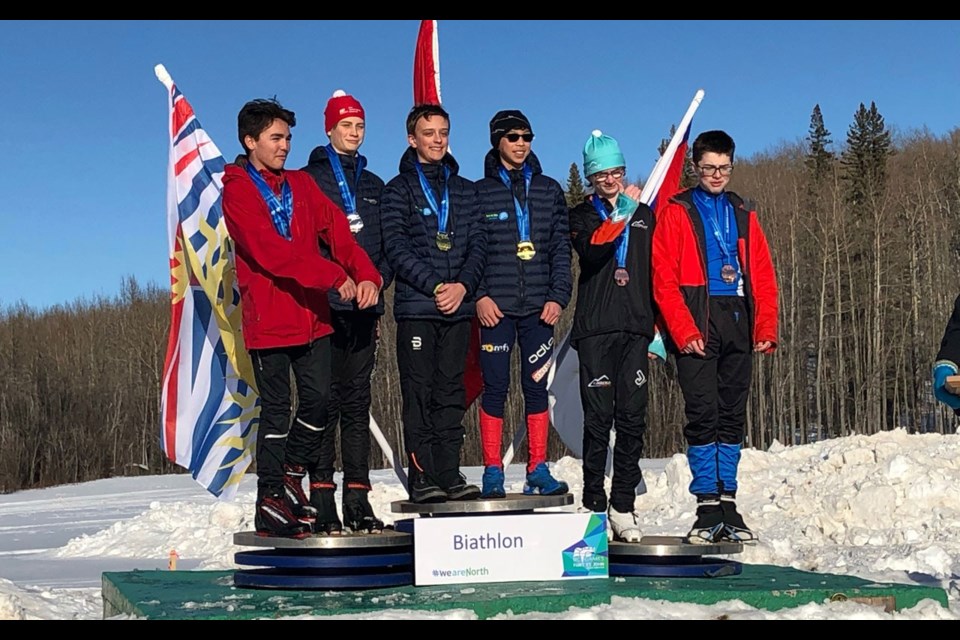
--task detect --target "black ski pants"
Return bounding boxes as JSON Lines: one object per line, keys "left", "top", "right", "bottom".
{"left": 250, "top": 337, "right": 331, "bottom": 493}
{"left": 675, "top": 296, "right": 752, "bottom": 448}
{"left": 396, "top": 318, "right": 471, "bottom": 489}
{"left": 311, "top": 310, "right": 378, "bottom": 488}
{"left": 576, "top": 331, "right": 650, "bottom": 513}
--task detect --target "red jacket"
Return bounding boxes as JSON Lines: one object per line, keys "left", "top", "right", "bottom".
{"left": 222, "top": 161, "right": 382, "bottom": 350}
{"left": 652, "top": 189, "right": 778, "bottom": 352}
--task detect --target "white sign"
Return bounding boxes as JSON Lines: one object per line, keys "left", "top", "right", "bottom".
{"left": 413, "top": 512, "right": 608, "bottom": 586}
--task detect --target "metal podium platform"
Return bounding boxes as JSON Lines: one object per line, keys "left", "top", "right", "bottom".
{"left": 391, "top": 492, "right": 574, "bottom": 515}
{"left": 609, "top": 535, "right": 744, "bottom": 577}
{"left": 232, "top": 529, "right": 414, "bottom": 590}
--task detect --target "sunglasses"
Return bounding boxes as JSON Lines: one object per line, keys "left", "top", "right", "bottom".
{"left": 504, "top": 132, "right": 534, "bottom": 143}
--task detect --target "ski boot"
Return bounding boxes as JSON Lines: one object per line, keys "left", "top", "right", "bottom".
{"left": 480, "top": 465, "right": 506, "bottom": 499}
{"left": 342, "top": 483, "right": 384, "bottom": 534}
{"left": 308, "top": 481, "right": 343, "bottom": 535}
{"left": 523, "top": 462, "right": 569, "bottom": 496}
{"left": 720, "top": 493, "right": 758, "bottom": 543}
{"left": 255, "top": 488, "right": 310, "bottom": 539}
{"left": 687, "top": 495, "right": 725, "bottom": 544}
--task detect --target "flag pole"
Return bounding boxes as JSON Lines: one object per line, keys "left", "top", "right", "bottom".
{"left": 154, "top": 64, "right": 173, "bottom": 90}
{"left": 368, "top": 413, "right": 408, "bottom": 486}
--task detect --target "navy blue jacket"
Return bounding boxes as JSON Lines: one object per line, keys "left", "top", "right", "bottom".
{"left": 474, "top": 150, "right": 572, "bottom": 317}
{"left": 301, "top": 146, "right": 392, "bottom": 315}
{"left": 381, "top": 147, "right": 486, "bottom": 321}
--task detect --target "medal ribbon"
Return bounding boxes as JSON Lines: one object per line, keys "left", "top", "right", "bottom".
{"left": 692, "top": 188, "right": 736, "bottom": 265}
{"left": 323, "top": 144, "right": 366, "bottom": 214}
{"left": 498, "top": 164, "right": 533, "bottom": 245}
{"left": 415, "top": 160, "right": 450, "bottom": 234}
{"left": 245, "top": 161, "right": 293, "bottom": 240}
{"left": 591, "top": 194, "right": 629, "bottom": 269}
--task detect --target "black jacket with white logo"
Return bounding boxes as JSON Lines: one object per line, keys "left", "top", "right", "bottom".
{"left": 569, "top": 195, "right": 657, "bottom": 344}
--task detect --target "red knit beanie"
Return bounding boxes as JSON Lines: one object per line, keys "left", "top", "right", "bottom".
{"left": 324, "top": 89, "right": 365, "bottom": 133}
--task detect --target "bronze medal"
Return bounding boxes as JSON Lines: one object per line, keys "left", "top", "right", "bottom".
{"left": 614, "top": 268, "right": 630, "bottom": 287}
{"left": 721, "top": 264, "right": 738, "bottom": 284}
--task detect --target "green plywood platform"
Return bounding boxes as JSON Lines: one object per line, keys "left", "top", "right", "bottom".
{"left": 102, "top": 566, "right": 948, "bottom": 619}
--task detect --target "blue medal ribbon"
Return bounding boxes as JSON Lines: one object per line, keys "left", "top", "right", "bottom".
{"left": 591, "top": 194, "right": 629, "bottom": 269}
{"left": 245, "top": 161, "right": 293, "bottom": 240}
{"left": 323, "top": 145, "right": 366, "bottom": 233}
{"left": 498, "top": 164, "right": 533, "bottom": 245}
{"left": 415, "top": 160, "right": 451, "bottom": 234}
{"left": 692, "top": 189, "right": 737, "bottom": 274}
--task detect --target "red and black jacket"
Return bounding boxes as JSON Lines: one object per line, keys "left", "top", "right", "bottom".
{"left": 652, "top": 188, "right": 778, "bottom": 353}
{"left": 222, "top": 160, "right": 382, "bottom": 350}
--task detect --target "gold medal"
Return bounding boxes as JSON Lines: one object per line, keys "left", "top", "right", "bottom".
{"left": 517, "top": 241, "right": 536, "bottom": 261}
{"left": 436, "top": 231, "right": 452, "bottom": 252}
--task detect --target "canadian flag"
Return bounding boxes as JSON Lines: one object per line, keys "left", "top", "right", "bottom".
{"left": 413, "top": 19, "right": 441, "bottom": 106}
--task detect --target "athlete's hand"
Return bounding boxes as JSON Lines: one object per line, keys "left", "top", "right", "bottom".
{"left": 356, "top": 281, "right": 380, "bottom": 310}
{"left": 540, "top": 301, "right": 562, "bottom": 326}
{"left": 623, "top": 184, "right": 642, "bottom": 201}
{"left": 436, "top": 283, "right": 467, "bottom": 315}
{"left": 681, "top": 338, "right": 705, "bottom": 356}
{"left": 476, "top": 296, "right": 504, "bottom": 327}
{"left": 337, "top": 276, "right": 357, "bottom": 302}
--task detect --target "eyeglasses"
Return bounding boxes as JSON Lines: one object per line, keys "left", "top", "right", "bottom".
{"left": 592, "top": 168, "right": 625, "bottom": 182}
{"left": 696, "top": 164, "right": 734, "bottom": 177}
{"left": 504, "top": 132, "right": 534, "bottom": 143}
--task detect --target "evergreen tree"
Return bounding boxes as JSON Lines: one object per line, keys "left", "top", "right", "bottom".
{"left": 841, "top": 101, "right": 893, "bottom": 208}
{"left": 565, "top": 162, "right": 586, "bottom": 207}
{"left": 805, "top": 104, "right": 835, "bottom": 187}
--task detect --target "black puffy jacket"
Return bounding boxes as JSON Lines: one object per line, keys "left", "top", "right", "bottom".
{"left": 301, "top": 146, "right": 392, "bottom": 315}
{"left": 474, "top": 150, "right": 572, "bottom": 317}
{"left": 381, "top": 147, "right": 486, "bottom": 321}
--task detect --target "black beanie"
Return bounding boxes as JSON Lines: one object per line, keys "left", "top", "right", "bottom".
{"left": 489, "top": 109, "right": 533, "bottom": 148}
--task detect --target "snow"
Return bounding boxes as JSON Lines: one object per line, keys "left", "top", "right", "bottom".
{"left": 2, "top": 429, "right": 960, "bottom": 619}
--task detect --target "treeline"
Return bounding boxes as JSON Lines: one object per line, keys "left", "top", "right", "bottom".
{"left": 2, "top": 103, "right": 959, "bottom": 493}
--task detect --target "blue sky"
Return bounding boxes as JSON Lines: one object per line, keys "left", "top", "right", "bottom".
{"left": 3, "top": 20, "right": 959, "bottom": 309}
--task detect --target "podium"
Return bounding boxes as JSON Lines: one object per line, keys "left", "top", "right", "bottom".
{"left": 232, "top": 493, "right": 743, "bottom": 589}
{"left": 609, "top": 536, "right": 743, "bottom": 577}
{"left": 233, "top": 529, "right": 414, "bottom": 590}
{"left": 391, "top": 492, "right": 573, "bottom": 521}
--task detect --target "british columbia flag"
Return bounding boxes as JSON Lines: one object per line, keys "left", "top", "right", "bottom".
{"left": 156, "top": 64, "right": 258, "bottom": 500}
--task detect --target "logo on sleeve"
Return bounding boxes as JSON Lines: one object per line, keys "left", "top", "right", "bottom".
{"left": 587, "top": 375, "right": 611, "bottom": 388}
